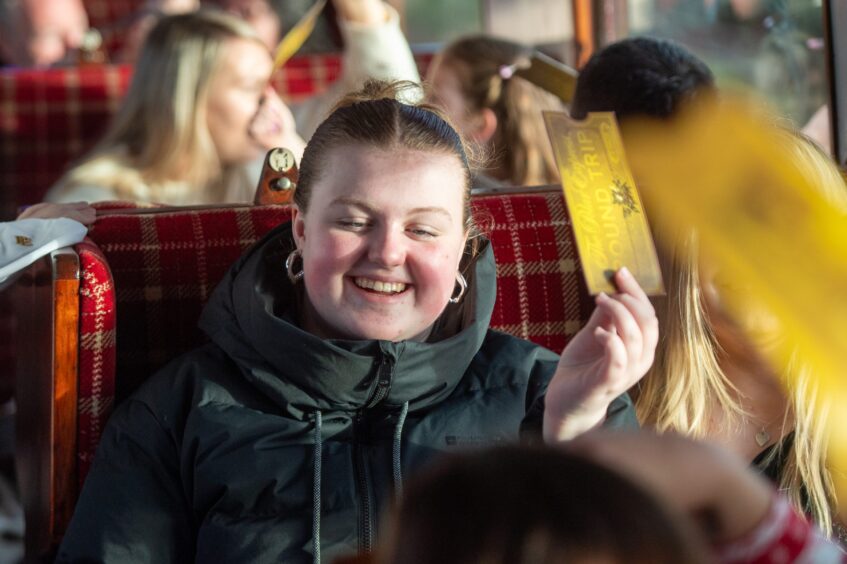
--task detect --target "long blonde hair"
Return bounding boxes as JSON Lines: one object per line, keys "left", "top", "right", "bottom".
{"left": 50, "top": 10, "right": 262, "bottom": 203}
{"left": 636, "top": 129, "right": 845, "bottom": 535}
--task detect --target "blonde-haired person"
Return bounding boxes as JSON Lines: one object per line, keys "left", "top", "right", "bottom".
{"left": 426, "top": 35, "right": 564, "bottom": 190}
{"left": 46, "top": 9, "right": 304, "bottom": 205}
{"left": 635, "top": 129, "right": 847, "bottom": 544}
{"left": 572, "top": 37, "right": 846, "bottom": 544}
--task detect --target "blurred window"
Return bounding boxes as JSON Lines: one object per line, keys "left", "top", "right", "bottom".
{"left": 626, "top": 0, "right": 826, "bottom": 126}
{"left": 404, "top": 0, "right": 483, "bottom": 45}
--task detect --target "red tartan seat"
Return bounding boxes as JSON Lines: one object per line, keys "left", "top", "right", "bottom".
{"left": 11, "top": 187, "right": 591, "bottom": 558}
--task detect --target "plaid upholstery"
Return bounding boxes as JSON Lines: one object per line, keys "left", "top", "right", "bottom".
{"left": 75, "top": 191, "right": 588, "bottom": 484}
{"left": 75, "top": 238, "right": 117, "bottom": 485}
{"left": 477, "top": 192, "right": 594, "bottom": 352}
{"left": 0, "top": 65, "right": 133, "bottom": 219}
{"left": 0, "top": 53, "right": 434, "bottom": 220}
{"left": 85, "top": 205, "right": 292, "bottom": 401}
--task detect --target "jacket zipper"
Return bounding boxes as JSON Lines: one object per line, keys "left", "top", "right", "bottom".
{"left": 356, "top": 353, "right": 396, "bottom": 551}
{"left": 365, "top": 355, "right": 395, "bottom": 409}
{"left": 354, "top": 411, "right": 374, "bottom": 552}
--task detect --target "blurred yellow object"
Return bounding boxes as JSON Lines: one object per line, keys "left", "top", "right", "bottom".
{"left": 272, "top": 0, "right": 328, "bottom": 71}
{"left": 625, "top": 99, "right": 847, "bottom": 512}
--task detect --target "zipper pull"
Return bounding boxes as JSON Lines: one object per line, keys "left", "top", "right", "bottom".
{"left": 365, "top": 354, "right": 394, "bottom": 409}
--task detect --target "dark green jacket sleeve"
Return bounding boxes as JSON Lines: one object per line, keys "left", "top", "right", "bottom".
{"left": 56, "top": 399, "right": 194, "bottom": 563}
{"left": 520, "top": 355, "right": 639, "bottom": 442}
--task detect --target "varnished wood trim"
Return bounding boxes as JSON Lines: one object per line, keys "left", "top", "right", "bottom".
{"left": 572, "top": 0, "right": 595, "bottom": 68}
{"left": 13, "top": 248, "right": 80, "bottom": 558}
{"left": 51, "top": 249, "right": 80, "bottom": 543}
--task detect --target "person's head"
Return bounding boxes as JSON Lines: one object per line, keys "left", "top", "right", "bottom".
{"left": 206, "top": 0, "right": 281, "bottom": 50}
{"left": 0, "top": 0, "right": 89, "bottom": 66}
{"left": 570, "top": 37, "right": 715, "bottom": 122}
{"left": 58, "top": 10, "right": 272, "bottom": 199}
{"left": 427, "top": 36, "right": 562, "bottom": 186}
{"left": 374, "top": 445, "right": 708, "bottom": 564}
{"left": 291, "top": 80, "right": 479, "bottom": 342}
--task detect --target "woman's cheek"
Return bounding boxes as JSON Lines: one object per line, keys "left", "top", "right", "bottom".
{"left": 417, "top": 248, "right": 462, "bottom": 305}
{"left": 304, "top": 233, "right": 356, "bottom": 280}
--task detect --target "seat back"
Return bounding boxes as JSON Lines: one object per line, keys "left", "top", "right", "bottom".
{"left": 13, "top": 187, "right": 590, "bottom": 556}
{"left": 0, "top": 65, "right": 134, "bottom": 219}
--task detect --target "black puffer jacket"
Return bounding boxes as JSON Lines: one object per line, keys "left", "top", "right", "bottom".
{"left": 58, "top": 223, "right": 637, "bottom": 563}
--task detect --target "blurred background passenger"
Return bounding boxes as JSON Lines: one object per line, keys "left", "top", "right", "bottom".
{"left": 209, "top": 0, "right": 420, "bottom": 138}
{"left": 572, "top": 36, "right": 846, "bottom": 543}
{"left": 0, "top": 0, "right": 89, "bottom": 67}
{"left": 46, "top": 10, "right": 303, "bottom": 205}
{"left": 375, "top": 434, "right": 847, "bottom": 564}
{"left": 376, "top": 443, "right": 710, "bottom": 564}
{"left": 427, "top": 36, "right": 563, "bottom": 190}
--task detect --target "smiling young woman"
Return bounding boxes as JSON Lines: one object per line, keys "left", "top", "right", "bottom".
{"left": 56, "top": 80, "right": 657, "bottom": 564}
{"left": 293, "top": 146, "right": 467, "bottom": 342}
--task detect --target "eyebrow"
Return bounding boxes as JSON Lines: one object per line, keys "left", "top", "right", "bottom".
{"left": 329, "top": 197, "right": 454, "bottom": 223}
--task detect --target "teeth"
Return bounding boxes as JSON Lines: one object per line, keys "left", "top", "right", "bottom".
{"left": 354, "top": 277, "right": 407, "bottom": 294}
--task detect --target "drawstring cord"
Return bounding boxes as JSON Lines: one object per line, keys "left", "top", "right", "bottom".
{"left": 313, "top": 411, "right": 323, "bottom": 564}
{"left": 392, "top": 402, "right": 409, "bottom": 500}
{"left": 312, "top": 401, "right": 408, "bottom": 563}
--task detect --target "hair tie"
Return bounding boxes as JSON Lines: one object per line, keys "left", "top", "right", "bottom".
{"left": 498, "top": 64, "right": 517, "bottom": 80}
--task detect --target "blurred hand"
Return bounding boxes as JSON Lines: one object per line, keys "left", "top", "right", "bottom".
{"left": 543, "top": 267, "right": 658, "bottom": 441}
{"left": 18, "top": 202, "right": 96, "bottom": 225}
{"left": 569, "top": 430, "right": 773, "bottom": 544}
{"left": 248, "top": 86, "right": 306, "bottom": 161}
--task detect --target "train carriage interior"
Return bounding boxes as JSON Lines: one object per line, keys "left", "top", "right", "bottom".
{"left": 2, "top": 0, "right": 846, "bottom": 562}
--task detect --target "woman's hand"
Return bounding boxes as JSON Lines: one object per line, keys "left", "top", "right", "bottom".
{"left": 543, "top": 267, "right": 657, "bottom": 442}
{"left": 248, "top": 86, "right": 307, "bottom": 161}
{"left": 569, "top": 430, "right": 773, "bottom": 544}
{"left": 17, "top": 201, "right": 96, "bottom": 225}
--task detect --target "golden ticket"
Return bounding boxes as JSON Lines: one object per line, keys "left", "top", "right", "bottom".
{"left": 544, "top": 111, "right": 665, "bottom": 296}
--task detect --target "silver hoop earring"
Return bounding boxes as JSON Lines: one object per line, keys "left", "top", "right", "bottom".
{"left": 286, "top": 248, "right": 304, "bottom": 283}
{"left": 448, "top": 272, "right": 467, "bottom": 304}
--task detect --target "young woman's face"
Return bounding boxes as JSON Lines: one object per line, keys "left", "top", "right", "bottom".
{"left": 293, "top": 145, "right": 468, "bottom": 342}
{"left": 205, "top": 37, "right": 272, "bottom": 167}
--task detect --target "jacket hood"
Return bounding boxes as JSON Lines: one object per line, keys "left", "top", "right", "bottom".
{"left": 199, "top": 222, "right": 496, "bottom": 419}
